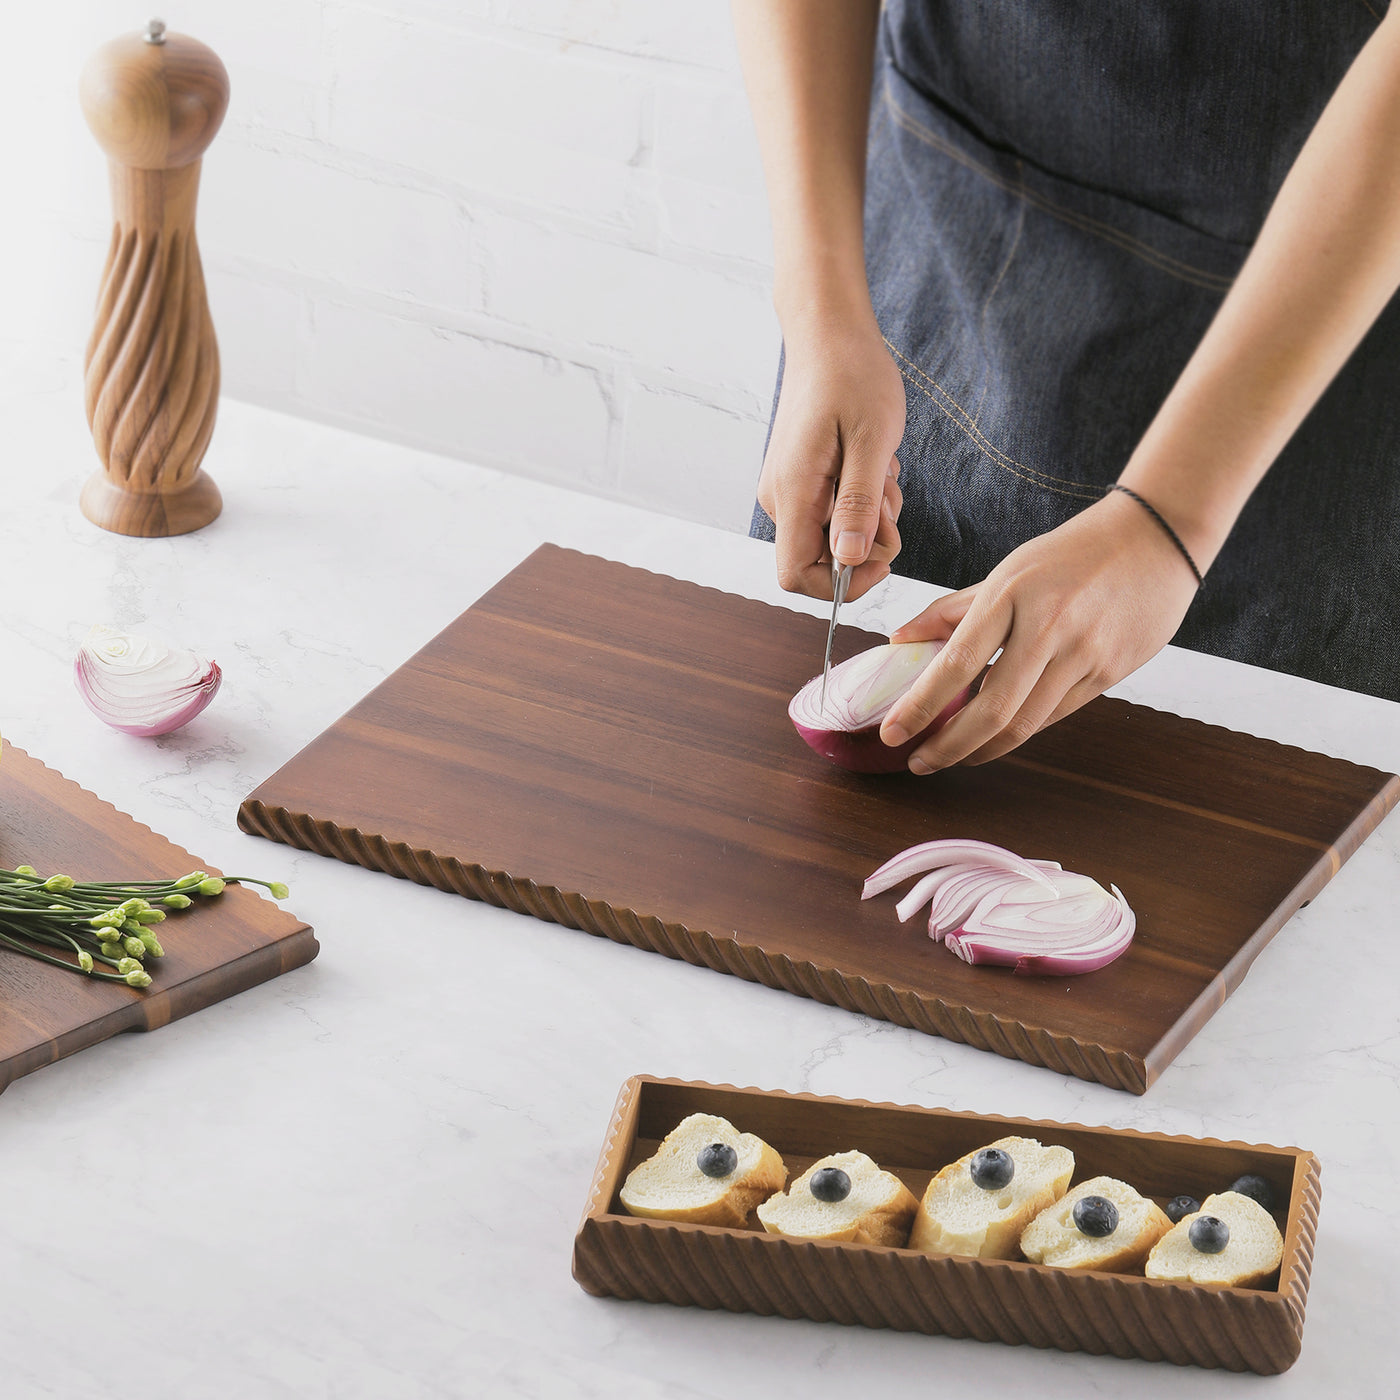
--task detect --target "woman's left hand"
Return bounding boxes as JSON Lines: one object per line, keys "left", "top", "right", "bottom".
{"left": 879, "top": 489, "right": 1203, "bottom": 772}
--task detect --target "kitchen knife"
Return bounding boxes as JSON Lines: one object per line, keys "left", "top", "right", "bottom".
{"left": 820, "top": 559, "right": 854, "bottom": 712}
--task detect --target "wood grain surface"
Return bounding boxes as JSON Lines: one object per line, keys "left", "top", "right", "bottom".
{"left": 238, "top": 545, "right": 1398, "bottom": 1093}
{"left": 79, "top": 26, "right": 229, "bottom": 537}
{"left": 0, "top": 742, "right": 316, "bottom": 1090}
{"left": 573, "top": 1077, "right": 1320, "bottom": 1374}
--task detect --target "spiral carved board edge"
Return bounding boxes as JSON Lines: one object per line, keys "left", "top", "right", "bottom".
{"left": 0, "top": 742, "right": 317, "bottom": 1091}
{"left": 570, "top": 1077, "right": 1318, "bottom": 1374}
{"left": 236, "top": 796, "right": 1149, "bottom": 1094}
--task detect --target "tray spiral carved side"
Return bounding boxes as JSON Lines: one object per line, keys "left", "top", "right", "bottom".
{"left": 573, "top": 1218, "right": 1307, "bottom": 1371}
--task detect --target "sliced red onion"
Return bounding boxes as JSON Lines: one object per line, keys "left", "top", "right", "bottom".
{"left": 863, "top": 838, "right": 1057, "bottom": 900}
{"left": 1011, "top": 887, "right": 1136, "bottom": 976}
{"left": 789, "top": 641, "right": 970, "bottom": 773}
{"left": 946, "top": 874, "right": 1132, "bottom": 975}
{"left": 864, "top": 840, "right": 1135, "bottom": 977}
{"left": 925, "top": 866, "right": 1034, "bottom": 939}
{"left": 74, "top": 625, "right": 222, "bottom": 738}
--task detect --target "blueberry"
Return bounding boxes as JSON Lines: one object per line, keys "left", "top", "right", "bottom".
{"left": 1229, "top": 1173, "right": 1275, "bottom": 1211}
{"left": 1165, "top": 1194, "right": 1200, "bottom": 1224}
{"left": 696, "top": 1142, "right": 737, "bottom": 1179}
{"left": 969, "top": 1147, "right": 1015, "bottom": 1191}
{"left": 809, "top": 1166, "right": 852, "bottom": 1203}
{"left": 1189, "top": 1215, "right": 1230, "bottom": 1255}
{"left": 1072, "top": 1194, "right": 1119, "bottom": 1238}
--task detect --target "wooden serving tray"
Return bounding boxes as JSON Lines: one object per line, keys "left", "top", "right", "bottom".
{"left": 237, "top": 545, "right": 1398, "bottom": 1093}
{"left": 0, "top": 741, "right": 316, "bottom": 1090}
{"left": 573, "top": 1076, "right": 1320, "bottom": 1374}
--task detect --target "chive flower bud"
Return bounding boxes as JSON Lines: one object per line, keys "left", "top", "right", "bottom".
{"left": 175, "top": 872, "right": 207, "bottom": 889}
{"left": 162, "top": 894, "right": 192, "bottom": 909}
{"left": 122, "top": 937, "right": 147, "bottom": 959}
{"left": 124, "top": 969, "right": 152, "bottom": 989}
{"left": 138, "top": 931, "right": 165, "bottom": 958}
{"left": 269, "top": 882, "right": 290, "bottom": 900}
{"left": 99, "top": 941, "right": 124, "bottom": 958}
{"left": 134, "top": 909, "right": 165, "bottom": 925}
{"left": 117, "top": 957, "right": 143, "bottom": 974}
{"left": 14, "top": 865, "right": 37, "bottom": 877}
{"left": 122, "top": 919, "right": 145, "bottom": 934}
{"left": 77, "top": 951, "right": 94, "bottom": 973}
{"left": 118, "top": 898, "right": 150, "bottom": 916}
{"left": 197, "top": 878, "right": 226, "bottom": 897}
{"left": 43, "top": 874, "right": 74, "bottom": 892}
{"left": 90, "top": 911, "right": 124, "bottom": 929}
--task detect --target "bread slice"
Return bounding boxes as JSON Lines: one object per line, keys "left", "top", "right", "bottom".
{"left": 756, "top": 1150, "right": 918, "bottom": 1246}
{"left": 1145, "top": 1190, "right": 1284, "bottom": 1287}
{"left": 619, "top": 1113, "right": 786, "bottom": 1228}
{"left": 1020, "top": 1175, "right": 1172, "bottom": 1273}
{"left": 908, "top": 1136, "right": 1075, "bottom": 1259}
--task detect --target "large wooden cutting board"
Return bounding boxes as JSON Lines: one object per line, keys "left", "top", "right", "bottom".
{"left": 237, "top": 545, "right": 1397, "bottom": 1093}
{"left": 0, "top": 742, "right": 316, "bottom": 1091}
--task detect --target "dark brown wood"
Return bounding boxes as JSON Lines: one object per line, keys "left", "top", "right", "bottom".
{"left": 237, "top": 544, "right": 1399, "bottom": 1093}
{"left": 0, "top": 741, "right": 316, "bottom": 1090}
{"left": 573, "top": 1077, "right": 1321, "bottom": 1374}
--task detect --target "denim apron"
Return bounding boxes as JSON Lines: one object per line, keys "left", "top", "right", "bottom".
{"left": 751, "top": 1, "right": 1400, "bottom": 702}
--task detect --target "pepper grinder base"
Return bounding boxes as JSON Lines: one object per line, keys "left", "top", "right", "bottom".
{"left": 79, "top": 470, "right": 223, "bottom": 538}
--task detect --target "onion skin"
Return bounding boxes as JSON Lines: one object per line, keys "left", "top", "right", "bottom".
{"left": 790, "top": 693, "right": 967, "bottom": 774}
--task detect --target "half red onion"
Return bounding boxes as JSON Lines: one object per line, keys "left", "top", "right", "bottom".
{"left": 864, "top": 839, "right": 1135, "bottom": 976}
{"left": 789, "top": 641, "right": 970, "bottom": 773}
{"left": 74, "top": 625, "right": 222, "bottom": 738}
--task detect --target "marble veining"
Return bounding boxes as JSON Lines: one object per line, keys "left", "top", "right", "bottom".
{"left": 0, "top": 344, "right": 1395, "bottom": 1396}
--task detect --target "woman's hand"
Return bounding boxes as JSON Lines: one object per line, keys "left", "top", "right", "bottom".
{"left": 880, "top": 489, "right": 1200, "bottom": 771}
{"left": 759, "top": 311, "right": 906, "bottom": 600}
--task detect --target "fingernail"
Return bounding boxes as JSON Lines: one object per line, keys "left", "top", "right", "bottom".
{"left": 835, "top": 530, "right": 866, "bottom": 562}
{"left": 882, "top": 720, "right": 909, "bottom": 747}
{"left": 887, "top": 459, "right": 899, "bottom": 478}
{"left": 882, "top": 497, "right": 894, "bottom": 520}
{"left": 909, "top": 757, "right": 933, "bottom": 776}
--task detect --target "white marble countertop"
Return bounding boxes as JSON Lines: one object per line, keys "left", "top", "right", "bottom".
{"left": 1, "top": 345, "right": 1397, "bottom": 1399}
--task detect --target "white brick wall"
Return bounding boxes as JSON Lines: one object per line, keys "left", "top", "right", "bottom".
{"left": 5, "top": 1, "right": 779, "bottom": 531}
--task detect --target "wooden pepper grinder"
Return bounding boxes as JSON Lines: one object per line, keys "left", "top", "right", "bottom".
{"left": 79, "top": 18, "right": 229, "bottom": 537}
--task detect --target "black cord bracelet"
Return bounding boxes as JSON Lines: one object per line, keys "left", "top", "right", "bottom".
{"left": 1105, "top": 483, "right": 1205, "bottom": 587}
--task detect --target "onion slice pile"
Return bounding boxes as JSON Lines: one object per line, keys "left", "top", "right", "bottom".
{"left": 863, "top": 838, "right": 1135, "bottom": 976}
{"left": 74, "top": 625, "right": 222, "bottom": 738}
{"left": 789, "top": 641, "right": 969, "bottom": 773}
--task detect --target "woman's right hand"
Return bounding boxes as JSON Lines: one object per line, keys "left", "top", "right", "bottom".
{"left": 758, "top": 310, "right": 907, "bottom": 601}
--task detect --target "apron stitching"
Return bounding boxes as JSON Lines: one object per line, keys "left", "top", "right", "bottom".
{"left": 885, "top": 91, "right": 1236, "bottom": 292}
{"left": 1352, "top": 0, "right": 1383, "bottom": 22}
{"left": 972, "top": 181, "right": 1027, "bottom": 431}
{"left": 887, "top": 338, "right": 1103, "bottom": 497}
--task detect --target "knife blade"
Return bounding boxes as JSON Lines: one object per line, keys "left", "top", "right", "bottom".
{"left": 820, "top": 559, "right": 854, "bottom": 713}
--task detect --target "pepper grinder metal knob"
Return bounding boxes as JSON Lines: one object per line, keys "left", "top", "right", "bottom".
{"left": 79, "top": 20, "right": 229, "bottom": 536}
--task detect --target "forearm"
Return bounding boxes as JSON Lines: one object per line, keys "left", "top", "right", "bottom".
{"left": 731, "top": 0, "right": 881, "bottom": 329}
{"left": 1122, "top": 13, "right": 1400, "bottom": 570}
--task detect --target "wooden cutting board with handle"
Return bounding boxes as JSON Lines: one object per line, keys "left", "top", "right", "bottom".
{"left": 0, "top": 741, "right": 316, "bottom": 1090}
{"left": 238, "top": 545, "right": 1397, "bottom": 1093}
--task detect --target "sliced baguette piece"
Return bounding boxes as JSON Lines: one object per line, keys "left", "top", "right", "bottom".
{"left": 756, "top": 1150, "right": 918, "bottom": 1246}
{"left": 619, "top": 1113, "right": 786, "bottom": 1228}
{"left": 1020, "top": 1175, "right": 1172, "bottom": 1273}
{"left": 1145, "top": 1190, "right": 1284, "bottom": 1287}
{"left": 908, "top": 1136, "right": 1075, "bottom": 1259}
